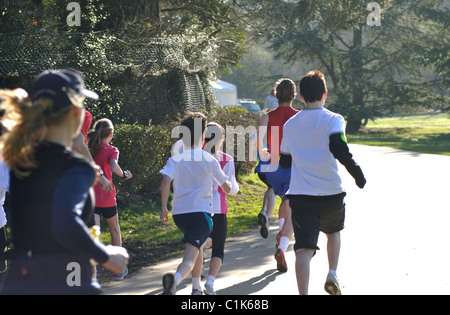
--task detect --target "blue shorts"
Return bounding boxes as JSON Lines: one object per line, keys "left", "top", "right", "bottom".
{"left": 173, "top": 212, "right": 213, "bottom": 250}
{"left": 265, "top": 165, "right": 291, "bottom": 199}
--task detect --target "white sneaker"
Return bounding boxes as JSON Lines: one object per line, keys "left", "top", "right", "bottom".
{"left": 324, "top": 273, "right": 341, "bottom": 295}
{"left": 113, "top": 266, "right": 128, "bottom": 281}
{"left": 204, "top": 283, "right": 216, "bottom": 295}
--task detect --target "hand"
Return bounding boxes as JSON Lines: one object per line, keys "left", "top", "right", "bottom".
{"left": 101, "top": 245, "right": 129, "bottom": 275}
{"left": 260, "top": 148, "right": 270, "bottom": 160}
{"left": 356, "top": 177, "right": 367, "bottom": 189}
{"left": 123, "top": 170, "right": 133, "bottom": 180}
{"left": 160, "top": 207, "right": 169, "bottom": 223}
{"left": 99, "top": 175, "right": 113, "bottom": 193}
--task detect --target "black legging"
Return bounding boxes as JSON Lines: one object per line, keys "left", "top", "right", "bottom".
{"left": 210, "top": 214, "right": 227, "bottom": 262}
{"left": 0, "top": 226, "right": 7, "bottom": 272}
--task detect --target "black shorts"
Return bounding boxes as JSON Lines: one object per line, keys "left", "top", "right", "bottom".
{"left": 94, "top": 206, "right": 118, "bottom": 219}
{"left": 289, "top": 192, "right": 346, "bottom": 252}
{"left": 173, "top": 212, "right": 213, "bottom": 250}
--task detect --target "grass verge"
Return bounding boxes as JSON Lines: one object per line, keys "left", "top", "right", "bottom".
{"left": 349, "top": 112, "right": 450, "bottom": 156}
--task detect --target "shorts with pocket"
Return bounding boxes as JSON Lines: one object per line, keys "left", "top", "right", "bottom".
{"left": 173, "top": 212, "right": 213, "bottom": 250}
{"left": 289, "top": 192, "right": 346, "bottom": 252}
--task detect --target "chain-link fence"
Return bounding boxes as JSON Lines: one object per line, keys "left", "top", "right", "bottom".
{"left": 0, "top": 30, "right": 218, "bottom": 125}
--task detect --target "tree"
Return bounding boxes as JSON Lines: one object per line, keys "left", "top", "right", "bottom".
{"left": 253, "top": 0, "right": 449, "bottom": 132}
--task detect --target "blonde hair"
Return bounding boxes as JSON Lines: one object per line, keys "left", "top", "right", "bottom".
{"left": 0, "top": 89, "right": 74, "bottom": 178}
{"left": 88, "top": 118, "right": 114, "bottom": 157}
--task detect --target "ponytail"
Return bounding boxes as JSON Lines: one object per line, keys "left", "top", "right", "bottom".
{"left": 88, "top": 118, "right": 113, "bottom": 157}
{"left": 0, "top": 89, "right": 46, "bottom": 178}
{"left": 0, "top": 89, "right": 74, "bottom": 178}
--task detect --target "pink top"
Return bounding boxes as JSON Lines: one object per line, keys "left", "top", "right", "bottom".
{"left": 213, "top": 152, "right": 239, "bottom": 214}
{"left": 93, "top": 142, "right": 119, "bottom": 208}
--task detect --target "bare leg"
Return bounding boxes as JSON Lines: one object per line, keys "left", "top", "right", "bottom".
{"left": 295, "top": 248, "right": 315, "bottom": 295}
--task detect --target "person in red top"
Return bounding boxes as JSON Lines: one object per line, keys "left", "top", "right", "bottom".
{"left": 258, "top": 78, "right": 299, "bottom": 273}
{"left": 88, "top": 118, "right": 132, "bottom": 280}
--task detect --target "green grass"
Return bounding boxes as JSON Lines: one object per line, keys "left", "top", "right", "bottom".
{"left": 349, "top": 112, "right": 450, "bottom": 156}
{"left": 98, "top": 171, "right": 280, "bottom": 277}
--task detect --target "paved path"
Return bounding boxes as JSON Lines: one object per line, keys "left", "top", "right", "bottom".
{"left": 103, "top": 145, "right": 450, "bottom": 295}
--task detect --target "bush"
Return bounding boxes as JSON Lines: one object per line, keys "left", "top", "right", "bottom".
{"left": 111, "top": 124, "right": 173, "bottom": 205}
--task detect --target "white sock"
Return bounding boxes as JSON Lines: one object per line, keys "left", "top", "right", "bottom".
{"left": 278, "top": 218, "right": 285, "bottom": 231}
{"left": 206, "top": 275, "right": 215, "bottom": 287}
{"left": 329, "top": 269, "right": 337, "bottom": 278}
{"left": 174, "top": 272, "right": 182, "bottom": 286}
{"left": 192, "top": 277, "right": 202, "bottom": 291}
{"left": 278, "top": 236, "right": 290, "bottom": 253}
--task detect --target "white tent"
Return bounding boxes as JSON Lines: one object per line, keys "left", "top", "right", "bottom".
{"left": 210, "top": 80, "right": 238, "bottom": 106}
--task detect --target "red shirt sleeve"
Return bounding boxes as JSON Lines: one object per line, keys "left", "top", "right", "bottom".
{"left": 81, "top": 110, "right": 93, "bottom": 144}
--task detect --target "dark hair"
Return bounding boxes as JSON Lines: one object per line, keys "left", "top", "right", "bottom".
{"left": 88, "top": 118, "right": 114, "bottom": 157}
{"left": 275, "top": 78, "right": 296, "bottom": 104}
{"left": 204, "top": 122, "right": 224, "bottom": 155}
{"left": 299, "top": 70, "right": 327, "bottom": 103}
{"left": 180, "top": 112, "right": 207, "bottom": 147}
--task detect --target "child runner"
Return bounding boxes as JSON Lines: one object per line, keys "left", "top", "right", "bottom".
{"left": 160, "top": 113, "right": 231, "bottom": 295}
{"left": 280, "top": 70, "right": 366, "bottom": 295}
{"left": 88, "top": 118, "right": 132, "bottom": 281}
{"left": 197, "top": 122, "right": 239, "bottom": 295}
{"left": 248, "top": 132, "right": 276, "bottom": 239}
{"left": 258, "top": 78, "right": 299, "bottom": 273}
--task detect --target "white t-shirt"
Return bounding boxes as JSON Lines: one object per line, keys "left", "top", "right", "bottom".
{"left": 160, "top": 148, "right": 229, "bottom": 215}
{"left": 0, "top": 162, "right": 9, "bottom": 228}
{"left": 280, "top": 108, "right": 346, "bottom": 196}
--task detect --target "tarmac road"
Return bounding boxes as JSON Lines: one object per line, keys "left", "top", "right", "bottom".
{"left": 102, "top": 144, "right": 450, "bottom": 295}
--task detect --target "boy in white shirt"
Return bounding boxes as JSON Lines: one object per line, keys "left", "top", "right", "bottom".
{"left": 280, "top": 70, "right": 366, "bottom": 295}
{"left": 160, "top": 113, "right": 231, "bottom": 295}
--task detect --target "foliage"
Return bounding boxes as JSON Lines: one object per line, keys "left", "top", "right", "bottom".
{"left": 111, "top": 124, "right": 173, "bottom": 205}
{"left": 246, "top": 0, "right": 450, "bottom": 132}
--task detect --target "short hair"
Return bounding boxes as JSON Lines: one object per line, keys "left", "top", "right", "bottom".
{"left": 180, "top": 112, "right": 207, "bottom": 147}
{"left": 299, "top": 70, "right": 327, "bottom": 103}
{"left": 275, "top": 78, "right": 296, "bottom": 104}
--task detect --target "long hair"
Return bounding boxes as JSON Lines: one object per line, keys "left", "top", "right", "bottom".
{"left": 0, "top": 89, "right": 72, "bottom": 178}
{"left": 88, "top": 118, "right": 114, "bottom": 157}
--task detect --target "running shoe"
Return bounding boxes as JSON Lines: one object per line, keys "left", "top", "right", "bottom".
{"left": 274, "top": 249, "right": 288, "bottom": 273}
{"left": 324, "top": 273, "right": 342, "bottom": 295}
{"left": 204, "top": 284, "right": 216, "bottom": 295}
{"left": 259, "top": 214, "right": 269, "bottom": 239}
{"left": 257, "top": 211, "right": 266, "bottom": 226}
{"left": 113, "top": 266, "right": 128, "bottom": 281}
{"left": 162, "top": 273, "right": 177, "bottom": 295}
{"left": 192, "top": 289, "right": 204, "bottom": 295}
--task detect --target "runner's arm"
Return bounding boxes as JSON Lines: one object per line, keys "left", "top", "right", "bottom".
{"left": 51, "top": 165, "right": 109, "bottom": 264}
{"left": 329, "top": 133, "right": 366, "bottom": 188}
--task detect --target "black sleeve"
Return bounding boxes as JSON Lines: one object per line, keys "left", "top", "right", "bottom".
{"left": 279, "top": 153, "right": 292, "bottom": 169}
{"left": 329, "top": 133, "right": 366, "bottom": 189}
{"left": 51, "top": 165, "right": 109, "bottom": 264}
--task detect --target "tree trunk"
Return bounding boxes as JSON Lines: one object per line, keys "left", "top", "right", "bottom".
{"left": 146, "top": 0, "right": 161, "bottom": 35}
{"left": 348, "top": 25, "right": 364, "bottom": 133}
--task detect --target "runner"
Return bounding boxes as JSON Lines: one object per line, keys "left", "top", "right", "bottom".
{"left": 198, "top": 122, "right": 239, "bottom": 295}
{"left": 160, "top": 113, "right": 231, "bottom": 295}
{"left": 280, "top": 70, "right": 366, "bottom": 295}
{"left": 88, "top": 118, "right": 133, "bottom": 281}
{"left": 247, "top": 132, "right": 276, "bottom": 239}
{"left": 0, "top": 69, "right": 128, "bottom": 294}
{"left": 258, "top": 78, "right": 299, "bottom": 273}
